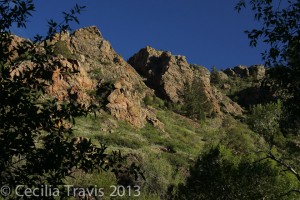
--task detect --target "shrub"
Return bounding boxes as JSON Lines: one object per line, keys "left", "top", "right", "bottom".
{"left": 95, "top": 81, "right": 115, "bottom": 108}
{"left": 177, "top": 145, "right": 300, "bottom": 200}
{"left": 247, "top": 100, "right": 283, "bottom": 145}
{"left": 53, "top": 40, "right": 77, "bottom": 59}
{"left": 144, "top": 95, "right": 165, "bottom": 108}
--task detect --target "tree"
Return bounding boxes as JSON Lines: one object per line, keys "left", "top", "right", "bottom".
{"left": 236, "top": 0, "right": 300, "bottom": 135}
{"left": 236, "top": 0, "right": 300, "bottom": 189}
{"left": 247, "top": 100, "right": 283, "bottom": 146}
{"left": 235, "top": 0, "right": 300, "bottom": 66}
{"left": 177, "top": 145, "right": 300, "bottom": 200}
{"left": 0, "top": 1, "right": 142, "bottom": 199}
{"left": 183, "top": 78, "right": 208, "bottom": 120}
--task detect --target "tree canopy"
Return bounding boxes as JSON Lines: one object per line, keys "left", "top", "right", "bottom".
{"left": 0, "top": 1, "right": 142, "bottom": 199}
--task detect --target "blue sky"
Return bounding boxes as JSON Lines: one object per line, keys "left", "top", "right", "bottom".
{"left": 12, "top": 0, "right": 267, "bottom": 70}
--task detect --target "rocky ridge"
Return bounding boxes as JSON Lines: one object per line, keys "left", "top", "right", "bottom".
{"left": 9, "top": 26, "right": 268, "bottom": 127}
{"left": 128, "top": 46, "right": 243, "bottom": 117}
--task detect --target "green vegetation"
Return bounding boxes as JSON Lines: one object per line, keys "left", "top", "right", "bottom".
{"left": 236, "top": 0, "right": 300, "bottom": 135}
{"left": 143, "top": 95, "right": 165, "bottom": 109}
{"left": 53, "top": 40, "right": 78, "bottom": 59}
{"left": 210, "top": 66, "right": 220, "bottom": 84}
{"left": 1, "top": 0, "right": 299, "bottom": 199}
{"left": 72, "top": 109, "right": 205, "bottom": 198}
{"left": 0, "top": 2, "right": 142, "bottom": 200}
{"left": 182, "top": 78, "right": 209, "bottom": 120}
{"left": 247, "top": 100, "right": 283, "bottom": 146}
{"left": 177, "top": 145, "right": 300, "bottom": 200}
{"left": 71, "top": 107, "right": 299, "bottom": 199}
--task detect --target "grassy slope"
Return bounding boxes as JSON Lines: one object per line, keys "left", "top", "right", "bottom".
{"left": 69, "top": 108, "right": 258, "bottom": 199}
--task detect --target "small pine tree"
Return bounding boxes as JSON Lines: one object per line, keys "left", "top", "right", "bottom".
{"left": 183, "top": 78, "right": 208, "bottom": 120}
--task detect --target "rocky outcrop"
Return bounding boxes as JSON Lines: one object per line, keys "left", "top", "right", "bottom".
{"left": 193, "top": 66, "right": 222, "bottom": 115}
{"left": 249, "top": 65, "right": 266, "bottom": 80}
{"left": 10, "top": 26, "right": 251, "bottom": 125}
{"left": 67, "top": 27, "right": 160, "bottom": 127}
{"left": 217, "top": 71, "right": 228, "bottom": 81}
{"left": 48, "top": 57, "right": 95, "bottom": 105}
{"left": 128, "top": 46, "right": 193, "bottom": 103}
{"left": 145, "top": 106, "right": 165, "bottom": 131}
{"left": 10, "top": 26, "right": 160, "bottom": 128}
{"left": 212, "top": 87, "right": 243, "bottom": 116}
{"left": 223, "top": 65, "right": 266, "bottom": 80}
{"left": 220, "top": 65, "right": 268, "bottom": 107}
{"left": 106, "top": 78, "right": 147, "bottom": 128}
{"left": 129, "top": 46, "right": 243, "bottom": 117}
{"left": 233, "top": 65, "right": 250, "bottom": 78}
{"left": 223, "top": 68, "right": 236, "bottom": 77}
{"left": 9, "top": 55, "right": 94, "bottom": 106}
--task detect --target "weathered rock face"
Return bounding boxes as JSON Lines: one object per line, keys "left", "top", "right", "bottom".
{"left": 212, "top": 87, "right": 243, "bottom": 116}
{"left": 48, "top": 58, "right": 95, "bottom": 105}
{"left": 65, "top": 26, "right": 156, "bottom": 127}
{"left": 128, "top": 46, "right": 193, "bottom": 103}
{"left": 10, "top": 26, "right": 249, "bottom": 125}
{"left": 223, "top": 65, "right": 266, "bottom": 80}
{"left": 193, "top": 66, "right": 222, "bottom": 115}
{"left": 217, "top": 71, "right": 228, "bottom": 81}
{"left": 106, "top": 78, "right": 147, "bottom": 128}
{"left": 10, "top": 26, "right": 158, "bottom": 128}
{"left": 129, "top": 46, "right": 243, "bottom": 117}
{"left": 7, "top": 35, "right": 95, "bottom": 106}
{"left": 220, "top": 65, "right": 268, "bottom": 107}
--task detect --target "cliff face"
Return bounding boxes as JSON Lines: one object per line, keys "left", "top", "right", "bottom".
{"left": 128, "top": 46, "right": 243, "bottom": 117}
{"left": 9, "top": 26, "right": 159, "bottom": 128}
{"left": 66, "top": 26, "right": 155, "bottom": 128}
{"left": 128, "top": 46, "right": 193, "bottom": 103}
{"left": 10, "top": 26, "right": 270, "bottom": 126}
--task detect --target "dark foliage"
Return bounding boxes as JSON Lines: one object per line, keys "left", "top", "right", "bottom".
{"left": 236, "top": 0, "right": 300, "bottom": 135}
{"left": 0, "top": 1, "right": 143, "bottom": 199}
{"left": 177, "top": 146, "right": 300, "bottom": 200}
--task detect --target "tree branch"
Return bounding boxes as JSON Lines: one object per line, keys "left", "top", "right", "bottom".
{"left": 267, "top": 152, "right": 300, "bottom": 182}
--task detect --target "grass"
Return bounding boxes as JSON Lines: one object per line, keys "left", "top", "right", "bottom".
{"left": 70, "top": 107, "right": 258, "bottom": 199}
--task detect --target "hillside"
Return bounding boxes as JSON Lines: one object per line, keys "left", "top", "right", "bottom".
{"left": 4, "top": 26, "right": 300, "bottom": 199}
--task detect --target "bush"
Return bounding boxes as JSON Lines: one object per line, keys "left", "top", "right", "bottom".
{"left": 247, "top": 100, "right": 283, "bottom": 145}
{"left": 177, "top": 146, "right": 300, "bottom": 200}
{"left": 53, "top": 40, "right": 77, "bottom": 59}
{"left": 95, "top": 81, "right": 115, "bottom": 108}
{"left": 144, "top": 95, "right": 165, "bottom": 108}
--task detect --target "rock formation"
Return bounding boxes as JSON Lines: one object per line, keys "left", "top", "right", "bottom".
{"left": 10, "top": 26, "right": 264, "bottom": 126}
{"left": 249, "top": 65, "right": 266, "bottom": 80}
{"left": 129, "top": 46, "right": 243, "bottom": 117}
{"left": 128, "top": 46, "right": 193, "bottom": 103}
{"left": 9, "top": 26, "right": 161, "bottom": 128}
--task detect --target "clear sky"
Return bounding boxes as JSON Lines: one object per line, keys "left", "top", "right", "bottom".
{"left": 11, "top": 0, "right": 267, "bottom": 70}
